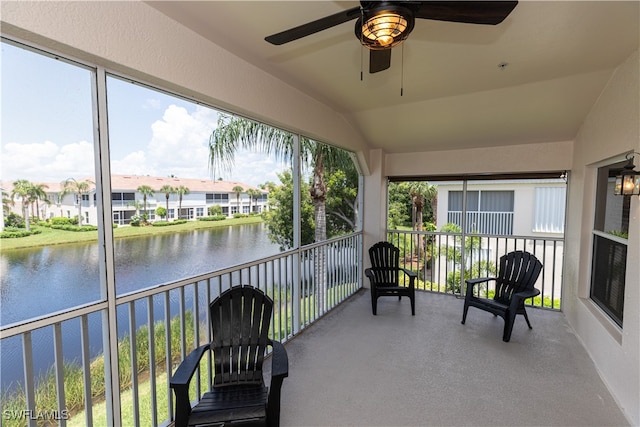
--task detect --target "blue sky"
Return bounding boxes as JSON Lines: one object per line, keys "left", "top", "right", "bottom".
{"left": 1, "top": 41, "right": 288, "bottom": 187}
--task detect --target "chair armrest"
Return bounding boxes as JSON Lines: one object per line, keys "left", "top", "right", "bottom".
{"left": 364, "top": 268, "right": 374, "bottom": 279}
{"left": 508, "top": 288, "right": 541, "bottom": 311}
{"left": 400, "top": 268, "right": 417, "bottom": 288}
{"left": 465, "top": 277, "right": 495, "bottom": 286}
{"left": 512, "top": 287, "right": 541, "bottom": 301}
{"left": 170, "top": 343, "right": 210, "bottom": 427}
{"left": 464, "top": 277, "right": 496, "bottom": 297}
{"left": 269, "top": 340, "right": 289, "bottom": 381}
{"left": 170, "top": 343, "right": 210, "bottom": 389}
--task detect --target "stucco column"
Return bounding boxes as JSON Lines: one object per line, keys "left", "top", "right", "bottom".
{"left": 362, "top": 148, "right": 387, "bottom": 274}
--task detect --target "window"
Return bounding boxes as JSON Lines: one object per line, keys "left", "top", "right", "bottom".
{"left": 533, "top": 187, "right": 566, "bottom": 233}
{"left": 590, "top": 161, "right": 629, "bottom": 327}
{"left": 448, "top": 190, "right": 514, "bottom": 234}
{"left": 207, "top": 193, "right": 229, "bottom": 203}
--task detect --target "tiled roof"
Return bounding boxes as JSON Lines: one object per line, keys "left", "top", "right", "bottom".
{"left": 1, "top": 175, "right": 264, "bottom": 194}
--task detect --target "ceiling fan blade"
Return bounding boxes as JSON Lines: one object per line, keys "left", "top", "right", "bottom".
{"left": 265, "top": 6, "right": 361, "bottom": 45}
{"left": 414, "top": 1, "right": 518, "bottom": 25}
{"left": 370, "top": 49, "right": 392, "bottom": 73}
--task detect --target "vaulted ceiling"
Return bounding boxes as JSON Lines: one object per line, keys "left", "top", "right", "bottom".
{"left": 148, "top": 1, "right": 639, "bottom": 153}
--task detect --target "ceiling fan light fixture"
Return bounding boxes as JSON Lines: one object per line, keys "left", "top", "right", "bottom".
{"left": 355, "top": 5, "right": 415, "bottom": 50}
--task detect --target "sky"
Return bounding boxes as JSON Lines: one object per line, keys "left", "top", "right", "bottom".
{"left": 1, "top": 41, "right": 289, "bottom": 188}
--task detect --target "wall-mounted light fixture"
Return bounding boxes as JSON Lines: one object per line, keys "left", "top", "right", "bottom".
{"left": 614, "top": 152, "right": 640, "bottom": 196}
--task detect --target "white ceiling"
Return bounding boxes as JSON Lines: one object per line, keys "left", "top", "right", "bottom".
{"left": 148, "top": 1, "right": 639, "bottom": 154}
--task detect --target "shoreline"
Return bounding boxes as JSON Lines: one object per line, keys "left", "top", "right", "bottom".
{"left": 0, "top": 215, "right": 263, "bottom": 252}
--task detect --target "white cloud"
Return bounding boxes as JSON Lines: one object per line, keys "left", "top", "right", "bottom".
{"left": 1, "top": 140, "right": 95, "bottom": 183}
{"left": 1, "top": 104, "right": 288, "bottom": 188}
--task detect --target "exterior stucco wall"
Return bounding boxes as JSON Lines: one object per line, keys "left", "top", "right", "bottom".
{"left": 563, "top": 50, "right": 639, "bottom": 425}
{"left": 385, "top": 140, "right": 573, "bottom": 177}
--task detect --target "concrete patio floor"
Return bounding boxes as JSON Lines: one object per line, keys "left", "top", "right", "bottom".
{"left": 275, "top": 289, "right": 629, "bottom": 427}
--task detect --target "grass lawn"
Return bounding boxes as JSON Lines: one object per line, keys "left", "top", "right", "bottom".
{"left": 0, "top": 216, "right": 263, "bottom": 252}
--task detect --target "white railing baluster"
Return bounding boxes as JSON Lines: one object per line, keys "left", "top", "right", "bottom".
{"left": 80, "top": 314, "right": 93, "bottom": 426}
{"left": 164, "top": 291, "right": 173, "bottom": 416}
{"left": 53, "top": 323, "right": 66, "bottom": 427}
{"left": 22, "top": 332, "right": 36, "bottom": 427}
{"left": 193, "top": 282, "right": 201, "bottom": 399}
{"left": 128, "top": 302, "right": 139, "bottom": 426}
{"left": 147, "top": 296, "right": 157, "bottom": 426}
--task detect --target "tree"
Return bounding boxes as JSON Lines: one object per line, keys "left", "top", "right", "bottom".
{"left": 159, "top": 185, "right": 175, "bottom": 220}
{"left": 407, "top": 182, "right": 438, "bottom": 256}
{"left": 176, "top": 185, "right": 190, "bottom": 219}
{"left": 137, "top": 185, "right": 155, "bottom": 222}
{"left": 61, "top": 178, "right": 94, "bottom": 226}
{"left": 11, "top": 179, "right": 32, "bottom": 231}
{"left": 25, "top": 182, "right": 49, "bottom": 221}
{"left": 262, "top": 170, "right": 314, "bottom": 250}
{"left": 155, "top": 206, "right": 167, "bottom": 220}
{"left": 209, "top": 113, "right": 357, "bottom": 313}
{"left": 246, "top": 188, "right": 261, "bottom": 214}
{"left": 232, "top": 185, "right": 244, "bottom": 215}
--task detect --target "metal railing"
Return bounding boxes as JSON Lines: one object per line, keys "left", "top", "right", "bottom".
{"left": 387, "top": 229, "right": 563, "bottom": 310}
{"left": 0, "top": 233, "right": 362, "bottom": 427}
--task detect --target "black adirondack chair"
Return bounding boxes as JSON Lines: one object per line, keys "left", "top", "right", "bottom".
{"left": 170, "top": 285, "right": 288, "bottom": 427}
{"left": 461, "top": 250, "right": 543, "bottom": 342}
{"left": 365, "top": 241, "right": 416, "bottom": 315}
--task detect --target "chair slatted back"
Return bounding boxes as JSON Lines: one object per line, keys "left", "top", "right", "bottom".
{"left": 494, "top": 251, "right": 543, "bottom": 305}
{"left": 210, "top": 286, "right": 272, "bottom": 386}
{"left": 368, "top": 241, "right": 401, "bottom": 286}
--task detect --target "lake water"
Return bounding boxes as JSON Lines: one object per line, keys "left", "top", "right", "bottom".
{"left": 0, "top": 224, "right": 280, "bottom": 390}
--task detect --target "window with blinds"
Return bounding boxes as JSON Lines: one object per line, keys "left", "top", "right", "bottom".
{"left": 590, "top": 161, "right": 629, "bottom": 327}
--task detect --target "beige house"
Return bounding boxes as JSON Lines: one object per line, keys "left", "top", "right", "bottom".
{"left": 2, "top": 175, "right": 266, "bottom": 226}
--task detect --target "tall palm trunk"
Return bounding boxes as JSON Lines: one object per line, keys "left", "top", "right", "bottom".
{"left": 310, "top": 152, "right": 328, "bottom": 314}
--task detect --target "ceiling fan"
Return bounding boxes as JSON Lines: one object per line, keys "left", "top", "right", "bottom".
{"left": 265, "top": 1, "right": 518, "bottom": 73}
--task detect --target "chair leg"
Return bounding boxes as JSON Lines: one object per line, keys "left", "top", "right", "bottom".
{"left": 522, "top": 308, "right": 533, "bottom": 329}
{"left": 461, "top": 301, "right": 469, "bottom": 324}
{"left": 410, "top": 295, "right": 415, "bottom": 316}
{"left": 503, "top": 311, "right": 517, "bottom": 342}
{"left": 371, "top": 293, "right": 377, "bottom": 315}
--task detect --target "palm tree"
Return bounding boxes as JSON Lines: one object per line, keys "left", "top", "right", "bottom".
{"left": 232, "top": 185, "right": 244, "bottom": 215}
{"left": 137, "top": 185, "right": 155, "bottom": 222}
{"left": 209, "top": 113, "right": 355, "bottom": 313}
{"left": 176, "top": 185, "right": 190, "bottom": 219}
{"left": 246, "top": 188, "right": 261, "bottom": 214}
{"left": 61, "top": 178, "right": 94, "bottom": 226}
{"left": 407, "top": 182, "right": 438, "bottom": 257}
{"left": 27, "top": 183, "right": 49, "bottom": 221}
{"left": 11, "top": 179, "right": 32, "bottom": 230}
{"left": 159, "top": 184, "right": 175, "bottom": 220}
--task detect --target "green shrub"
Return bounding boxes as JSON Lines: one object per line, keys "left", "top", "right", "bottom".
{"left": 130, "top": 214, "right": 142, "bottom": 227}
{"left": 0, "top": 228, "right": 42, "bottom": 239}
{"left": 197, "top": 215, "right": 227, "bottom": 222}
{"left": 233, "top": 213, "right": 248, "bottom": 219}
{"left": 4, "top": 213, "right": 25, "bottom": 228}
{"left": 151, "top": 219, "right": 187, "bottom": 227}
{"left": 50, "top": 224, "right": 97, "bottom": 232}
{"left": 50, "top": 217, "right": 77, "bottom": 226}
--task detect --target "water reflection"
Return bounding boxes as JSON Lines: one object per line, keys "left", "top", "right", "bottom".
{"left": 0, "top": 224, "right": 279, "bottom": 389}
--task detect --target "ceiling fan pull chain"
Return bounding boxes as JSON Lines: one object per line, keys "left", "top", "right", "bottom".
{"left": 400, "top": 43, "right": 404, "bottom": 96}
{"left": 360, "top": 8, "right": 364, "bottom": 81}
